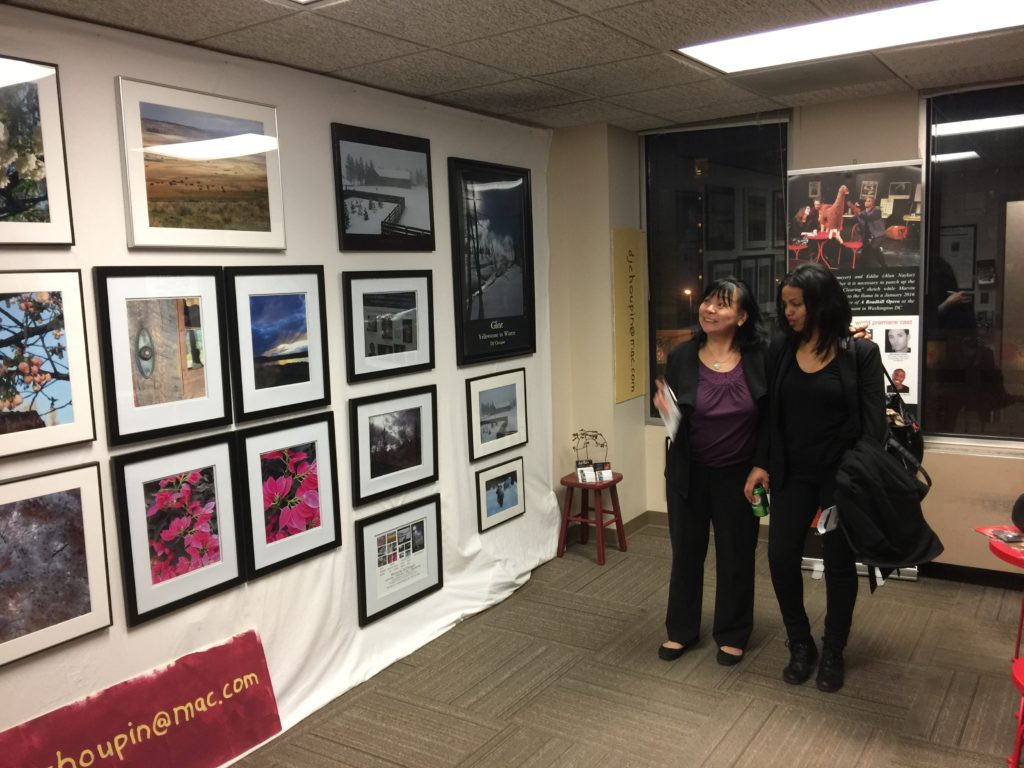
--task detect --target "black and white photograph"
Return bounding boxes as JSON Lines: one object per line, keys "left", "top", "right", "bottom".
{"left": 475, "top": 457, "right": 525, "bottom": 533}
{"left": 449, "top": 158, "right": 535, "bottom": 365}
{"left": 466, "top": 368, "right": 528, "bottom": 461}
{"left": 331, "top": 124, "right": 434, "bottom": 252}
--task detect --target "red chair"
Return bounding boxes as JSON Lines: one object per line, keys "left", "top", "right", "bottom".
{"left": 840, "top": 241, "right": 862, "bottom": 271}
{"left": 1011, "top": 658, "right": 1024, "bottom": 768}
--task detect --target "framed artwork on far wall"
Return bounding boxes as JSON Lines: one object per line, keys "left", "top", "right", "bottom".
{"left": 772, "top": 190, "right": 786, "bottom": 248}
{"left": 225, "top": 265, "right": 329, "bottom": 422}
{"left": 235, "top": 412, "right": 341, "bottom": 579}
{"left": 116, "top": 77, "right": 285, "bottom": 249}
{"left": 448, "top": 157, "right": 536, "bottom": 365}
{"left": 0, "top": 463, "right": 111, "bottom": 667}
{"left": 349, "top": 385, "right": 438, "bottom": 507}
{"left": 475, "top": 456, "right": 525, "bottom": 533}
{"left": 0, "top": 55, "right": 74, "bottom": 244}
{"left": 342, "top": 270, "right": 434, "bottom": 383}
{"left": 112, "top": 433, "right": 242, "bottom": 625}
{"left": 743, "top": 189, "right": 769, "bottom": 250}
{"left": 355, "top": 493, "right": 442, "bottom": 626}
{"left": 331, "top": 123, "right": 435, "bottom": 252}
{"left": 465, "top": 367, "right": 527, "bottom": 461}
{"left": 705, "top": 186, "right": 735, "bottom": 252}
{"left": 0, "top": 270, "right": 95, "bottom": 458}
{"left": 95, "top": 267, "right": 232, "bottom": 446}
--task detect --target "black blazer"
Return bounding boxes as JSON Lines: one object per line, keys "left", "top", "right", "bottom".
{"left": 763, "top": 335, "right": 887, "bottom": 489}
{"left": 662, "top": 338, "right": 768, "bottom": 496}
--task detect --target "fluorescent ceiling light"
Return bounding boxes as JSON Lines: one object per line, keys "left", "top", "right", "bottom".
{"left": 679, "top": 0, "right": 1024, "bottom": 74}
{"left": 933, "top": 114, "right": 1024, "bottom": 136}
{"left": 141, "top": 133, "right": 278, "bottom": 161}
{"left": 0, "top": 59, "right": 54, "bottom": 89}
{"left": 931, "top": 151, "right": 980, "bottom": 162}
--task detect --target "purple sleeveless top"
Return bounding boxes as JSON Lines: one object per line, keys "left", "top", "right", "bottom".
{"left": 689, "top": 360, "right": 757, "bottom": 467}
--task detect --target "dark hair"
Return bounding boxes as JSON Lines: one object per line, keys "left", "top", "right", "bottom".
{"left": 695, "top": 278, "right": 762, "bottom": 349}
{"left": 776, "top": 262, "right": 851, "bottom": 356}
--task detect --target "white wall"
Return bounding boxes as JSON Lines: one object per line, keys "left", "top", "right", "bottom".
{"left": 0, "top": 5, "right": 559, "bottom": 742}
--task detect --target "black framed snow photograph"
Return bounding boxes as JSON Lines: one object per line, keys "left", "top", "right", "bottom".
{"left": 355, "top": 493, "right": 442, "bottom": 626}
{"left": 225, "top": 265, "right": 329, "bottom": 422}
{"left": 95, "top": 267, "right": 232, "bottom": 446}
{"left": 475, "top": 456, "right": 525, "bottom": 533}
{"left": 235, "top": 412, "right": 341, "bottom": 580}
{"left": 0, "top": 55, "right": 74, "bottom": 244}
{"left": 0, "top": 463, "right": 111, "bottom": 667}
{"left": 116, "top": 77, "right": 285, "bottom": 250}
{"left": 448, "top": 157, "right": 535, "bottom": 365}
{"left": 349, "top": 385, "right": 437, "bottom": 507}
{"left": 342, "top": 270, "right": 434, "bottom": 383}
{"left": 331, "top": 123, "right": 434, "bottom": 252}
{"left": 0, "top": 270, "right": 95, "bottom": 459}
{"left": 112, "top": 433, "right": 242, "bottom": 626}
{"left": 465, "top": 367, "right": 527, "bottom": 461}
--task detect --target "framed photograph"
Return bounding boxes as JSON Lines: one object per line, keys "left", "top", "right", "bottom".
{"left": 116, "top": 77, "right": 285, "bottom": 249}
{"left": 0, "top": 270, "right": 95, "bottom": 458}
{"left": 860, "top": 180, "right": 879, "bottom": 200}
{"left": 808, "top": 180, "right": 821, "bottom": 199}
{"left": 475, "top": 457, "right": 525, "bottom": 533}
{"left": 743, "top": 189, "right": 769, "bottom": 249}
{"left": 772, "top": 190, "right": 786, "bottom": 248}
{"left": 0, "top": 55, "right": 73, "bottom": 244}
{"left": 235, "top": 412, "right": 340, "bottom": 579}
{"left": 342, "top": 270, "right": 434, "bottom": 383}
{"left": 448, "top": 157, "right": 536, "bottom": 365}
{"left": 355, "top": 493, "right": 442, "bottom": 626}
{"left": 349, "top": 385, "right": 437, "bottom": 506}
{"left": 466, "top": 368, "right": 527, "bottom": 461}
{"left": 705, "top": 185, "right": 735, "bottom": 252}
{"left": 0, "top": 463, "right": 110, "bottom": 666}
{"left": 331, "top": 123, "right": 434, "bottom": 252}
{"left": 225, "top": 265, "right": 329, "bottom": 421}
{"left": 938, "top": 225, "right": 976, "bottom": 290}
{"left": 95, "top": 267, "right": 232, "bottom": 445}
{"left": 707, "top": 259, "right": 736, "bottom": 282}
{"left": 112, "top": 434, "right": 242, "bottom": 625}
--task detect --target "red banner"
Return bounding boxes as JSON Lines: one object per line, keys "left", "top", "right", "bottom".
{"left": 0, "top": 630, "right": 280, "bottom": 768}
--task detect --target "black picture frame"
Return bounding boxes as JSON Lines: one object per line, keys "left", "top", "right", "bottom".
{"left": 331, "top": 123, "right": 435, "bottom": 252}
{"left": 475, "top": 456, "right": 526, "bottom": 533}
{"left": 225, "top": 265, "right": 330, "bottom": 422}
{"left": 705, "top": 185, "right": 735, "bottom": 252}
{"left": 234, "top": 412, "right": 341, "bottom": 580}
{"left": 349, "top": 385, "right": 438, "bottom": 506}
{"left": 355, "top": 493, "right": 443, "bottom": 626}
{"left": 95, "top": 267, "right": 232, "bottom": 446}
{"left": 448, "top": 157, "right": 536, "bottom": 366}
{"left": 465, "top": 367, "right": 528, "bottom": 461}
{"left": 743, "top": 189, "right": 769, "bottom": 250}
{"left": 342, "top": 270, "right": 434, "bottom": 382}
{"left": 772, "top": 189, "right": 786, "bottom": 248}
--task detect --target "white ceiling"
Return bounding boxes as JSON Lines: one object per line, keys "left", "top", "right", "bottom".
{"left": 8, "top": 0, "right": 1024, "bottom": 130}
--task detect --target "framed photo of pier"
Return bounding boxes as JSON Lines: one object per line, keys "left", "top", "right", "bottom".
{"left": 465, "top": 367, "right": 527, "bottom": 461}
{"left": 331, "top": 123, "right": 435, "bottom": 252}
{"left": 448, "top": 157, "right": 535, "bottom": 366}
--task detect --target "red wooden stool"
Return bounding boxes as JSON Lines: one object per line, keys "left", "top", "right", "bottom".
{"left": 557, "top": 472, "right": 626, "bottom": 565}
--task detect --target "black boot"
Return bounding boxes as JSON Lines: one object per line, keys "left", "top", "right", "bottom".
{"left": 816, "top": 645, "right": 845, "bottom": 692}
{"left": 782, "top": 638, "right": 818, "bottom": 685}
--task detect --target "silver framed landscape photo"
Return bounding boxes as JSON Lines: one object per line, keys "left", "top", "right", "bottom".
{"left": 117, "top": 77, "right": 285, "bottom": 249}
{"left": 475, "top": 456, "right": 525, "bottom": 533}
{"left": 342, "top": 270, "right": 434, "bottom": 383}
{"left": 466, "top": 368, "right": 527, "bottom": 461}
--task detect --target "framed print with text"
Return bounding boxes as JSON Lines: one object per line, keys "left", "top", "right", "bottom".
{"left": 0, "top": 270, "right": 95, "bottom": 458}
{"left": 342, "top": 270, "right": 434, "bottom": 383}
{"left": 448, "top": 157, "right": 535, "bottom": 365}
{"left": 465, "top": 367, "right": 527, "bottom": 461}
{"left": 112, "top": 434, "right": 242, "bottom": 625}
{"left": 0, "top": 55, "right": 73, "bottom": 244}
{"left": 0, "top": 463, "right": 110, "bottom": 666}
{"left": 95, "top": 267, "right": 231, "bottom": 446}
{"left": 475, "top": 457, "right": 525, "bottom": 533}
{"left": 355, "top": 493, "right": 442, "bottom": 626}
{"left": 226, "top": 265, "right": 329, "bottom": 422}
{"left": 116, "top": 77, "right": 285, "bottom": 249}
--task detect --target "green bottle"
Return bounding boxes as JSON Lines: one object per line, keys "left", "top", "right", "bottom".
{"left": 751, "top": 486, "right": 769, "bottom": 517}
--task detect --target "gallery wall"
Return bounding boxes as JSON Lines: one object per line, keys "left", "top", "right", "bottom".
{"left": 0, "top": 4, "right": 560, "bottom": 738}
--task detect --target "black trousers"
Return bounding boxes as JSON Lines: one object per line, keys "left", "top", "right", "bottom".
{"left": 665, "top": 461, "right": 760, "bottom": 649}
{"left": 767, "top": 476, "right": 858, "bottom": 648}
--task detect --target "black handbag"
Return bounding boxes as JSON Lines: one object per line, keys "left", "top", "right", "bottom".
{"left": 882, "top": 367, "right": 931, "bottom": 499}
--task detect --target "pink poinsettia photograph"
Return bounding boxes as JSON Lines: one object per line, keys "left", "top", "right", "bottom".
{"left": 143, "top": 465, "right": 220, "bottom": 585}
{"left": 260, "top": 440, "right": 320, "bottom": 543}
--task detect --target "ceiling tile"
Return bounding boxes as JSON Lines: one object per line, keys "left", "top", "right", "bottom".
{"left": 812, "top": 0, "right": 925, "bottom": 16}
{"left": 877, "top": 28, "right": 1024, "bottom": 87}
{"left": 510, "top": 99, "right": 651, "bottom": 128}
{"left": 659, "top": 98, "right": 787, "bottom": 126}
{"left": 537, "top": 53, "right": 709, "bottom": 97}
{"left": 777, "top": 78, "right": 911, "bottom": 107}
{"left": 899, "top": 59, "right": 1024, "bottom": 91}
{"left": 552, "top": 0, "right": 637, "bottom": 11}
{"left": 314, "top": 0, "right": 574, "bottom": 47}
{"left": 198, "top": 12, "right": 423, "bottom": 72}
{"left": 6, "top": 0, "right": 294, "bottom": 41}
{"left": 435, "top": 78, "right": 587, "bottom": 115}
{"left": 447, "top": 16, "right": 656, "bottom": 77}
{"left": 335, "top": 51, "right": 513, "bottom": 96}
{"left": 729, "top": 53, "right": 895, "bottom": 98}
{"left": 607, "top": 78, "right": 763, "bottom": 113}
{"left": 609, "top": 114, "right": 674, "bottom": 132}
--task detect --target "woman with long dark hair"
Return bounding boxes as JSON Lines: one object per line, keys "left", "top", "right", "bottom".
{"left": 653, "top": 278, "right": 769, "bottom": 666}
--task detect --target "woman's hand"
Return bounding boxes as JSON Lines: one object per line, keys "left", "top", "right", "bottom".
{"left": 744, "top": 467, "right": 769, "bottom": 503}
{"left": 652, "top": 378, "right": 670, "bottom": 417}
{"left": 850, "top": 321, "right": 872, "bottom": 341}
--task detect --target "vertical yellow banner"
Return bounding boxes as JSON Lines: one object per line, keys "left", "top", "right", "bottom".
{"left": 612, "top": 228, "right": 647, "bottom": 403}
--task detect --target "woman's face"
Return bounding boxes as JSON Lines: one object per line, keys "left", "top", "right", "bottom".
{"left": 887, "top": 329, "right": 909, "bottom": 352}
{"left": 780, "top": 285, "right": 807, "bottom": 335}
{"left": 699, "top": 289, "right": 747, "bottom": 335}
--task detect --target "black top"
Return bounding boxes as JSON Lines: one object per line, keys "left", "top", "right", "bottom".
{"left": 780, "top": 357, "right": 848, "bottom": 478}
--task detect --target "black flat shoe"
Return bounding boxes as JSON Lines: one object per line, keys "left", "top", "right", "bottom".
{"left": 716, "top": 648, "right": 744, "bottom": 666}
{"left": 658, "top": 642, "right": 690, "bottom": 661}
